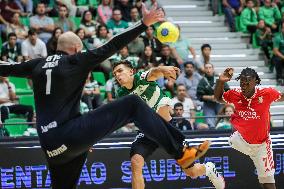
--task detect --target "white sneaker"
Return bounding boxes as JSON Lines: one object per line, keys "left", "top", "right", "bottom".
{"left": 205, "top": 162, "right": 225, "bottom": 189}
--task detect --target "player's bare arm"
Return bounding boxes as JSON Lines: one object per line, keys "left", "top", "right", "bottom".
{"left": 214, "top": 68, "right": 234, "bottom": 103}
{"left": 147, "top": 66, "right": 180, "bottom": 82}
{"left": 279, "top": 93, "right": 284, "bottom": 102}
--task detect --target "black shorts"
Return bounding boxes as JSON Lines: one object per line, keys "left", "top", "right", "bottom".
{"left": 130, "top": 132, "right": 159, "bottom": 159}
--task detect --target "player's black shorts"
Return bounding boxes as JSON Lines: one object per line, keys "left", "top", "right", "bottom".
{"left": 130, "top": 131, "right": 159, "bottom": 159}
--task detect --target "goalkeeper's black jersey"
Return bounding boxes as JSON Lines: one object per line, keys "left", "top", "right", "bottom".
{"left": 0, "top": 21, "right": 147, "bottom": 132}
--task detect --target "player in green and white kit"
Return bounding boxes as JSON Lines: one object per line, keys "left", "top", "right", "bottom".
{"left": 113, "top": 60, "right": 225, "bottom": 189}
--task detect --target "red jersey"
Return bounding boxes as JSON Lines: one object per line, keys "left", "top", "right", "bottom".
{"left": 223, "top": 87, "right": 281, "bottom": 144}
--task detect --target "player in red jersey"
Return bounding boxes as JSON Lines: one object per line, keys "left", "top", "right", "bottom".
{"left": 214, "top": 67, "right": 284, "bottom": 189}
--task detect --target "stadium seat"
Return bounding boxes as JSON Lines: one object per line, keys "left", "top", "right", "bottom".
{"left": 71, "top": 17, "right": 81, "bottom": 28}
{"left": 19, "top": 95, "right": 35, "bottom": 109}
{"left": 77, "top": 0, "right": 88, "bottom": 5}
{"left": 92, "top": 72, "right": 106, "bottom": 85}
{"left": 8, "top": 77, "right": 33, "bottom": 95}
{"left": 4, "top": 118, "right": 28, "bottom": 137}
{"left": 195, "top": 111, "right": 206, "bottom": 124}
{"left": 20, "top": 17, "right": 30, "bottom": 27}
{"left": 52, "top": 17, "right": 59, "bottom": 22}
{"left": 89, "top": 0, "right": 98, "bottom": 7}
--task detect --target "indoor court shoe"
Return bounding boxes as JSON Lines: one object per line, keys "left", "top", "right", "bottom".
{"left": 176, "top": 140, "right": 211, "bottom": 169}
{"left": 206, "top": 162, "right": 225, "bottom": 189}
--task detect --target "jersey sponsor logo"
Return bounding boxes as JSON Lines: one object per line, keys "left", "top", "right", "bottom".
{"left": 46, "top": 144, "right": 67, "bottom": 158}
{"left": 41, "top": 121, "right": 57, "bottom": 133}
{"left": 133, "top": 132, "right": 144, "bottom": 143}
{"left": 42, "top": 55, "right": 61, "bottom": 68}
{"left": 238, "top": 110, "right": 260, "bottom": 120}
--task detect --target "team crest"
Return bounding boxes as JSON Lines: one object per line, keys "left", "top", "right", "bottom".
{"left": 258, "top": 96, "right": 263, "bottom": 104}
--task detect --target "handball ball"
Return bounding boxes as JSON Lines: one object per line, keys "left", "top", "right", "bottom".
{"left": 157, "top": 22, "right": 179, "bottom": 43}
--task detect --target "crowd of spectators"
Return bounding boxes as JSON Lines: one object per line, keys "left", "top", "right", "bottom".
{"left": 219, "top": 0, "right": 284, "bottom": 85}
{"left": 0, "top": 0, "right": 241, "bottom": 137}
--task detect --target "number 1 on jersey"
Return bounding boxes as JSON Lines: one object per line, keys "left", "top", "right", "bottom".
{"left": 46, "top": 69, "right": 52, "bottom": 95}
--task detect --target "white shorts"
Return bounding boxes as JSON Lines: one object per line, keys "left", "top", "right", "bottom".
{"left": 229, "top": 131, "right": 275, "bottom": 183}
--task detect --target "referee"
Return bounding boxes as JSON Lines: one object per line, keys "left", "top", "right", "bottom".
{"left": 0, "top": 4, "right": 209, "bottom": 189}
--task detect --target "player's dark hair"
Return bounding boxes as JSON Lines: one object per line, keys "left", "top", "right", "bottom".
{"left": 201, "top": 44, "right": 211, "bottom": 51}
{"left": 112, "top": 60, "right": 134, "bottom": 70}
{"left": 28, "top": 29, "right": 37, "bottom": 36}
{"left": 236, "top": 67, "right": 261, "bottom": 85}
{"left": 174, "top": 102, "right": 183, "bottom": 109}
{"left": 183, "top": 61, "right": 194, "bottom": 67}
{"left": 8, "top": 32, "right": 17, "bottom": 39}
{"left": 161, "top": 44, "right": 170, "bottom": 49}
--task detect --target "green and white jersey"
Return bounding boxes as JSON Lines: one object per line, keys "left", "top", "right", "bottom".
{"left": 116, "top": 71, "right": 171, "bottom": 111}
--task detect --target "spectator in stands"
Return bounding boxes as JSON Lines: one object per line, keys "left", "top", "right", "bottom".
{"left": 255, "top": 19, "right": 273, "bottom": 66}
{"left": 158, "top": 44, "right": 179, "bottom": 67}
{"left": 97, "top": 0, "right": 112, "bottom": 25}
{"left": 116, "top": 0, "right": 132, "bottom": 22}
{"left": 93, "top": 25, "right": 111, "bottom": 47}
{"left": 197, "top": 63, "right": 230, "bottom": 128}
{"left": 258, "top": 0, "right": 281, "bottom": 32}
{"left": 134, "top": 0, "right": 143, "bottom": 18}
{"left": 0, "top": 12, "right": 8, "bottom": 36}
{"left": 6, "top": 12, "right": 28, "bottom": 43}
{"left": 106, "top": 8, "right": 129, "bottom": 35}
{"left": 195, "top": 44, "right": 212, "bottom": 74}
{"left": 79, "top": 10, "right": 98, "bottom": 39}
{"left": 158, "top": 44, "right": 179, "bottom": 96}
{"left": 0, "top": 77, "right": 34, "bottom": 124}
{"left": 21, "top": 29, "right": 47, "bottom": 61}
{"left": 142, "top": 25, "right": 162, "bottom": 56}
{"left": 105, "top": 77, "right": 116, "bottom": 103}
{"left": 216, "top": 104, "right": 234, "bottom": 130}
{"left": 46, "top": 27, "right": 63, "bottom": 56}
{"left": 176, "top": 61, "right": 203, "bottom": 107}
{"left": 253, "top": 0, "right": 261, "bottom": 12}
{"left": 128, "top": 6, "right": 140, "bottom": 26}
{"left": 93, "top": 25, "right": 112, "bottom": 74}
{"left": 137, "top": 45, "right": 157, "bottom": 70}
{"left": 128, "top": 36, "right": 145, "bottom": 57}
{"left": 171, "top": 25, "right": 196, "bottom": 65}
{"left": 56, "top": 0, "right": 77, "bottom": 17}
{"left": 240, "top": 0, "right": 258, "bottom": 44}
{"left": 111, "top": 46, "right": 139, "bottom": 68}
{"left": 171, "top": 103, "right": 193, "bottom": 131}
{"left": 30, "top": 2, "right": 55, "bottom": 43}
{"left": 75, "top": 28, "right": 93, "bottom": 50}
{"left": 55, "top": 5, "right": 75, "bottom": 32}
{"left": 0, "top": 0, "right": 24, "bottom": 24}
{"left": 171, "top": 84, "right": 195, "bottom": 126}
{"left": 1, "top": 32, "right": 22, "bottom": 62}
{"left": 222, "top": 0, "right": 244, "bottom": 32}
{"left": 14, "top": 0, "right": 33, "bottom": 15}
{"left": 81, "top": 73, "right": 102, "bottom": 110}
{"left": 272, "top": 21, "right": 284, "bottom": 85}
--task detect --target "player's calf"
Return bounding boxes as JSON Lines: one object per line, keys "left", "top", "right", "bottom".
{"left": 131, "top": 154, "right": 145, "bottom": 189}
